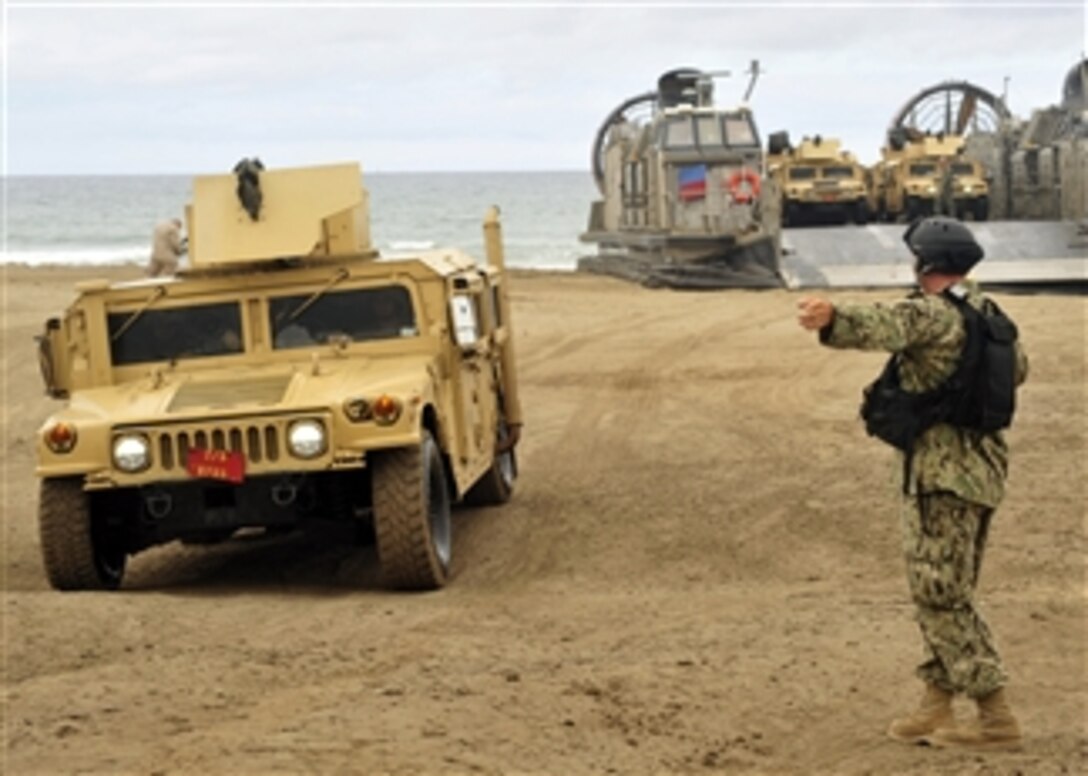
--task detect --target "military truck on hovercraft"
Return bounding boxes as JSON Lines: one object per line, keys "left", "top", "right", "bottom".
{"left": 765, "top": 133, "right": 869, "bottom": 226}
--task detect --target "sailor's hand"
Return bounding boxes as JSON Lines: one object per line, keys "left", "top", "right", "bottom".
{"left": 797, "top": 297, "right": 834, "bottom": 331}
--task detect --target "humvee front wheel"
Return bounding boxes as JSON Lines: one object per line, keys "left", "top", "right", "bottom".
{"left": 38, "top": 478, "right": 126, "bottom": 590}
{"left": 372, "top": 431, "right": 452, "bottom": 590}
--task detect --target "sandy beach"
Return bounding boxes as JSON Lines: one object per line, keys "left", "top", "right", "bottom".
{"left": 2, "top": 264, "right": 1084, "bottom": 774}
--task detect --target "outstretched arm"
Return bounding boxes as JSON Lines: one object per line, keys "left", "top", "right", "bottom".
{"left": 797, "top": 295, "right": 956, "bottom": 354}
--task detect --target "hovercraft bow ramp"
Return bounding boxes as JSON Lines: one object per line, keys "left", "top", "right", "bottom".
{"left": 781, "top": 221, "right": 1086, "bottom": 291}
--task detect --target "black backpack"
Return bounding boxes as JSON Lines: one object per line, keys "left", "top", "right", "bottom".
{"left": 860, "top": 290, "right": 1019, "bottom": 454}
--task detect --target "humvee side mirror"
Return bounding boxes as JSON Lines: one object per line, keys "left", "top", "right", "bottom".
{"left": 449, "top": 296, "right": 479, "bottom": 351}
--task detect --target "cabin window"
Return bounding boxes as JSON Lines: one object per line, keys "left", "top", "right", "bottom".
{"left": 821, "top": 166, "right": 854, "bottom": 179}
{"left": 269, "top": 285, "right": 416, "bottom": 349}
{"left": 909, "top": 163, "right": 937, "bottom": 176}
{"left": 788, "top": 167, "right": 817, "bottom": 181}
{"left": 664, "top": 118, "right": 696, "bottom": 149}
{"left": 723, "top": 116, "right": 757, "bottom": 147}
{"left": 951, "top": 162, "right": 975, "bottom": 176}
{"left": 108, "top": 302, "right": 244, "bottom": 365}
{"left": 695, "top": 116, "right": 723, "bottom": 148}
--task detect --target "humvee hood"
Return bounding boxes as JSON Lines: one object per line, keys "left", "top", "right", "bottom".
{"left": 61, "top": 355, "right": 437, "bottom": 425}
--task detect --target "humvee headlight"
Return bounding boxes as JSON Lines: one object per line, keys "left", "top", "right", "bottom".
{"left": 288, "top": 419, "right": 327, "bottom": 459}
{"left": 112, "top": 434, "right": 151, "bottom": 472}
{"left": 343, "top": 397, "right": 372, "bottom": 422}
{"left": 372, "top": 395, "right": 402, "bottom": 426}
{"left": 43, "top": 422, "right": 78, "bottom": 454}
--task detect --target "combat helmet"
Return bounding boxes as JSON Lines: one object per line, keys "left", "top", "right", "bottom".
{"left": 903, "top": 216, "right": 984, "bottom": 275}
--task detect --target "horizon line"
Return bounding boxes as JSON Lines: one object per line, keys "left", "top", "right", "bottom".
{"left": 1, "top": 168, "right": 591, "bottom": 178}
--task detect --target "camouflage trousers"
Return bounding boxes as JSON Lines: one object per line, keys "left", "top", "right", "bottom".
{"left": 899, "top": 491, "right": 1007, "bottom": 698}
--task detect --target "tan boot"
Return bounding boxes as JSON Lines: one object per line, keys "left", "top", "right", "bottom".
{"left": 927, "top": 687, "right": 1022, "bottom": 750}
{"left": 887, "top": 682, "right": 955, "bottom": 743}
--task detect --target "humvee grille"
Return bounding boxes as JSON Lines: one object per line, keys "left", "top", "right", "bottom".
{"left": 156, "top": 423, "right": 282, "bottom": 470}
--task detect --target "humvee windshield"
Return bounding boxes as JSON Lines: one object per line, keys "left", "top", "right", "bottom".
{"left": 108, "top": 302, "right": 243, "bottom": 366}
{"left": 952, "top": 163, "right": 976, "bottom": 175}
{"left": 909, "top": 163, "right": 937, "bottom": 176}
{"left": 270, "top": 285, "right": 417, "bottom": 349}
{"left": 788, "top": 167, "right": 817, "bottom": 180}
{"left": 821, "top": 166, "right": 854, "bottom": 179}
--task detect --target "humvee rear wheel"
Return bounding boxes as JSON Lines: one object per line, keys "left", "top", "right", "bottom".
{"left": 973, "top": 197, "right": 990, "bottom": 222}
{"left": 38, "top": 478, "right": 126, "bottom": 590}
{"left": 464, "top": 422, "right": 518, "bottom": 506}
{"left": 372, "top": 431, "right": 451, "bottom": 590}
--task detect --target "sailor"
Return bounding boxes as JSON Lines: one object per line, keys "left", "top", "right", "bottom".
{"left": 796, "top": 217, "right": 1028, "bottom": 750}
{"left": 147, "top": 218, "right": 187, "bottom": 277}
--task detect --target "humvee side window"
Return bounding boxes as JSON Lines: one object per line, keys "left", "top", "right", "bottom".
{"left": 695, "top": 116, "right": 723, "bottom": 148}
{"left": 788, "top": 167, "right": 817, "bottom": 181}
{"left": 108, "top": 302, "right": 243, "bottom": 365}
{"left": 821, "top": 166, "right": 854, "bottom": 179}
{"left": 269, "top": 286, "right": 416, "bottom": 349}
{"left": 723, "top": 116, "right": 757, "bottom": 147}
{"left": 909, "top": 163, "right": 937, "bottom": 176}
{"left": 952, "top": 162, "right": 975, "bottom": 176}
{"left": 664, "top": 118, "right": 696, "bottom": 149}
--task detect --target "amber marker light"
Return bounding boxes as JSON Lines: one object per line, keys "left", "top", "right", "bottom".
{"left": 372, "top": 394, "right": 402, "bottom": 426}
{"left": 44, "top": 422, "right": 78, "bottom": 453}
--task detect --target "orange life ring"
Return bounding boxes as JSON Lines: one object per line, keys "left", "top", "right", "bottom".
{"left": 726, "top": 168, "right": 761, "bottom": 204}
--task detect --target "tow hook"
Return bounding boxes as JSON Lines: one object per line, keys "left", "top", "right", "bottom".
{"left": 144, "top": 489, "right": 173, "bottom": 520}
{"left": 271, "top": 479, "right": 298, "bottom": 507}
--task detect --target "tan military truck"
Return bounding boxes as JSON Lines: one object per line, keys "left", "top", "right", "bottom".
{"left": 868, "top": 130, "right": 990, "bottom": 222}
{"left": 766, "top": 133, "right": 869, "bottom": 226}
{"left": 34, "top": 161, "right": 522, "bottom": 592}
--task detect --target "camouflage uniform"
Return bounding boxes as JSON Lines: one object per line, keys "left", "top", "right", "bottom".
{"left": 820, "top": 281, "right": 1028, "bottom": 699}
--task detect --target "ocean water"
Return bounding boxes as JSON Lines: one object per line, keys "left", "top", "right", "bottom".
{"left": 2, "top": 171, "right": 598, "bottom": 271}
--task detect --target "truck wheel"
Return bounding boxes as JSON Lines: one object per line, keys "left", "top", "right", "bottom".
{"left": 38, "top": 478, "right": 126, "bottom": 590}
{"left": 464, "top": 424, "right": 518, "bottom": 506}
{"left": 851, "top": 200, "right": 869, "bottom": 225}
{"left": 973, "top": 197, "right": 989, "bottom": 222}
{"left": 372, "top": 431, "right": 451, "bottom": 590}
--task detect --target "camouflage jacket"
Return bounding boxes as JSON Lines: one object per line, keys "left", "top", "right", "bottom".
{"left": 820, "top": 281, "right": 1028, "bottom": 507}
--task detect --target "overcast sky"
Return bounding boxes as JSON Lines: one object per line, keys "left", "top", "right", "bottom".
{"left": 4, "top": 1, "right": 1084, "bottom": 175}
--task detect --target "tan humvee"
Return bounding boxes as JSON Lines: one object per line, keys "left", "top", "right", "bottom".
{"left": 765, "top": 134, "right": 869, "bottom": 226}
{"left": 868, "top": 132, "right": 991, "bottom": 222}
{"left": 34, "top": 161, "right": 523, "bottom": 591}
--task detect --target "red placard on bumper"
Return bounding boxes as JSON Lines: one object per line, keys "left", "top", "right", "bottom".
{"left": 186, "top": 449, "right": 246, "bottom": 484}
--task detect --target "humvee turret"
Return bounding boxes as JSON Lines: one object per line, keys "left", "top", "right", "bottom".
{"left": 34, "top": 161, "right": 522, "bottom": 591}
{"left": 578, "top": 64, "right": 782, "bottom": 289}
